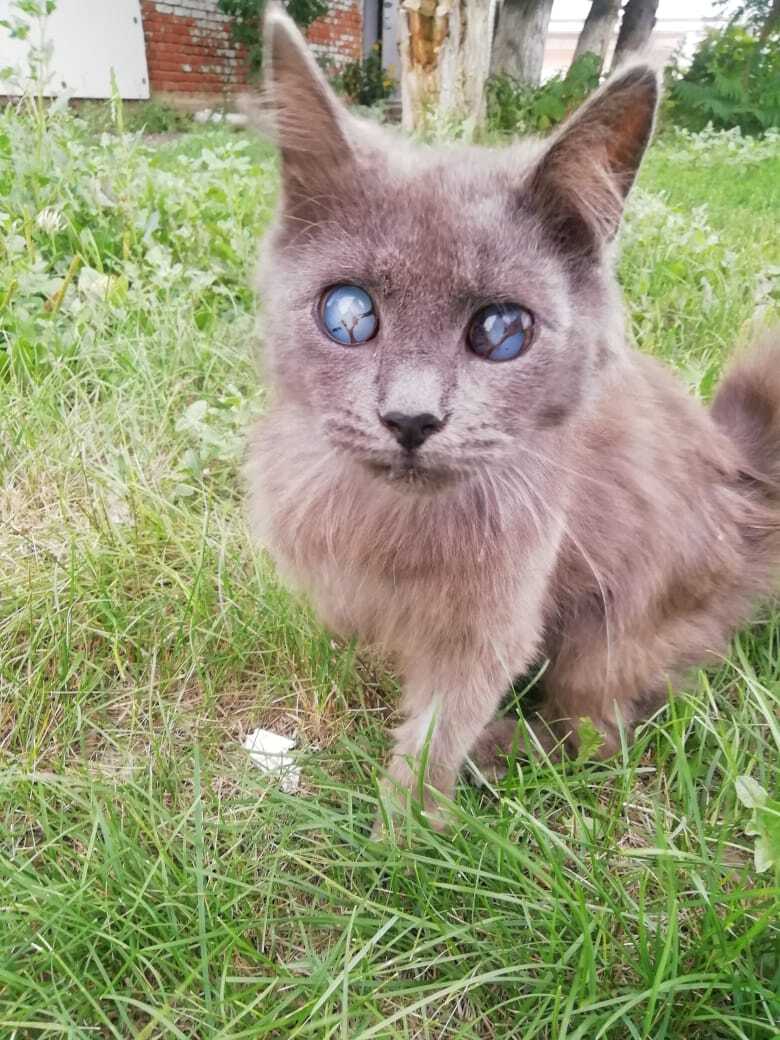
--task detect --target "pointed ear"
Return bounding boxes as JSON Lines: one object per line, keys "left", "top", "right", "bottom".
{"left": 524, "top": 64, "right": 659, "bottom": 264}
{"left": 262, "top": 4, "right": 357, "bottom": 220}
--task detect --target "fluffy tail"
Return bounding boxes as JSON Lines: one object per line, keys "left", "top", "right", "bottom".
{"left": 711, "top": 330, "right": 780, "bottom": 494}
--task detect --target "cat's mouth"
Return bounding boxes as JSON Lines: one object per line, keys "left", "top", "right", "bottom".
{"left": 364, "top": 454, "right": 458, "bottom": 492}
{"left": 324, "top": 425, "right": 464, "bottom": 492}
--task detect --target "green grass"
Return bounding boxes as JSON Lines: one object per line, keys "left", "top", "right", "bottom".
{"left": 74, "top": 99, "right": 196, "bottom": 137}
{"left": 1, "top": 103, "right": 779, "bottom": 1038}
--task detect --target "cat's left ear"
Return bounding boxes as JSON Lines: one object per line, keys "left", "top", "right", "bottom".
{"left": 261, "top": 3, "right": 362, "bottom": 221}
{"left": 524, "top": 64, "right": 659, "bottom": 263}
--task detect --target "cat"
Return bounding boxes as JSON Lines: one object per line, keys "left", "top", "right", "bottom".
{"left": 246, "top": 5, "right": 780, "bottom": 829}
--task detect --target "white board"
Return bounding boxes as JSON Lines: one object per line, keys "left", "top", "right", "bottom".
{"left": 0, "top": 0, "right": 149, "bottom": 99}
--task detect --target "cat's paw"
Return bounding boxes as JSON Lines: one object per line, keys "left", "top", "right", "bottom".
{"left": 467, "top": 717, "right": 523, "bottom": 782}
{"left": 467, "top": 715, "right": 564, "bottom": 784}
{"left": 370, "top": 777, "right": 450, "bottom": 841}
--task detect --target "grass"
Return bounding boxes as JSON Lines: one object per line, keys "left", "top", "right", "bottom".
{"left": 74, "top": 99, "right": 196, "bottom": 137}
{"left": 1, "top": 99, "right": 779, "bottom": 1038}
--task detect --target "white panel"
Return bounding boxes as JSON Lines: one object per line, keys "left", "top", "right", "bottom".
{"left": 0, "top": 0, "right": 149, "bottom": 99}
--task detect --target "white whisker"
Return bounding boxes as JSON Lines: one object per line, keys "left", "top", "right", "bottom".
{"left": 509, "top": 470, "right": 613, "bottom": 692}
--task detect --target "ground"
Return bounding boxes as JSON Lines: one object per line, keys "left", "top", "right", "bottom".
{"left": 1, "top": 104, "right": 779, "bottom": 1038}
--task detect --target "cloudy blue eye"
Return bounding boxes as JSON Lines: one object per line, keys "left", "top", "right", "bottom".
{"left": 468, "top": 303, "right": 534, "bottom": 362}
{"left": 319, "top": 285, "right": 378, "bottom": 345}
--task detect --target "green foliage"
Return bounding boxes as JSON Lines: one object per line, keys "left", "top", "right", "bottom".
{"left": 217, "top": 0, "right": 328, "bottom": 75}
{"left": 0, "top": 101, "right": 274, "bottom": 390}
{"left": 0, "top": 0, "right": 56, "bottom": 38}
{"left": 1, "top": 92, "right": 780, "bottom": 1037}
{"left": 720, "top": 0, "right": 779, "bottom": 35}
{"left": 486, "top": 53, "right": 601, "bottom": 135}
{"left": 574, "top": 717, "right": 605, "bottom": 763}
{"left": 735, "top": 775, "right": 780, "bottom": 873}
{"left": 619, "top": 121, "right": 779, "bottom": 375}
{"left": 76, "top": 99, "right": 193, "bottom": 136}
{"left": 331, "top": 43, "right": 395, "bottom": 107}
{"left": 668, "top": 26, "right": 780, "bottom": 134}
{"left": 123, "top": 100, "right": 193, "bottom": 135}
{"left": 0, "top": 0, "right": 57, "bottom": 97}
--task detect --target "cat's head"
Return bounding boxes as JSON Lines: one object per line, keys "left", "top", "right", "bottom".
{"left": 256, "top": 6, "right": 658, "bottom": 492}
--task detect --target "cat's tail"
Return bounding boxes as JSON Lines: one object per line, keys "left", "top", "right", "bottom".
{"left": 711, "top": 329, "right": 780, "bottom": 495}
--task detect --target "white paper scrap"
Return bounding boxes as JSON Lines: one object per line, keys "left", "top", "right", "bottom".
{"left": 242, "top": 728, "right": 301, "bottom": 793}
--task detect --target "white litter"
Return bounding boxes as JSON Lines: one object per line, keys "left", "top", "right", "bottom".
{"left": 242, "top": 728, "right": 300, "bottom": 793}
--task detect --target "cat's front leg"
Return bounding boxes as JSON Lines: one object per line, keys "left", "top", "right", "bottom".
{"left": 374, "top": 654, "right": 528, "bottom": 835}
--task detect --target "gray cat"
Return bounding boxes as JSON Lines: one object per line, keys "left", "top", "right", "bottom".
{"left": 247, "top": 6, "right": 780, "bottom": 829}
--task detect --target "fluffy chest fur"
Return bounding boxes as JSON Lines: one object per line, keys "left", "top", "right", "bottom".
{"left": 248, "top": 404, "right": 567, "bottom": 674}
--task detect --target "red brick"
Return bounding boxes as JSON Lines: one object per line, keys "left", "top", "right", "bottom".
{"left": 142, "top": 0, "right": 362, "bottom": 96}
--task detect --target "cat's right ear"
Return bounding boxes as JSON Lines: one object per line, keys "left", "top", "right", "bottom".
{"left": 261, "top": 4, "right": 358, "bottom": 221}
{"left": 523, "top": 63, "right": 659, "bottom": 266}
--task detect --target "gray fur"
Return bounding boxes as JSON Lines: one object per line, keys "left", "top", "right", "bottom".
{"left": 246, "top": 7, "right": 780, "bottom": 828}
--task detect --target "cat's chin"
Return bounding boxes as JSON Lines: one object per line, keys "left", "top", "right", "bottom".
{"left": 364, "top": 457, "right": 459, "bottom": 494}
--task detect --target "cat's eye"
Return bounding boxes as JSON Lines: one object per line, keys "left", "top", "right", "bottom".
{"left": 467, "top": 303, "right": 534, "bottom": 362}
{"left": 319, "top": 285, "right": 378, "bottom": 345}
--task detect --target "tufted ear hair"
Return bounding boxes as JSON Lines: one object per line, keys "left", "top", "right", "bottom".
{"left": 261, "top": 3, "right": 360, "bottom": 224}
{"left": 523, "top": 63, "right": 660, "bottom": 265}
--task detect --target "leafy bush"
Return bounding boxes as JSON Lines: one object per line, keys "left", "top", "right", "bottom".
{"left": 619, "top": 130, "right": 779, "bottom": 378}
{"left": 0, "top": 0, "right": 57, "bottom": 95}
{"left": 331, "top": 43, "right": 395, "bottom": 107}
{"left": 663, "top": 123, "right": 780, "bottom": 165}
{"left": 123, "top": 101, "right": 193, "bottom": 135}
{"left": 668, "top": 26, "right": 780, "bottom": 134}
{"left": 75, "top": 99, "right": 193, "bottom": 137}
{"left": 0, "top": 97, "right": 273, "bottom": 391}
{"left": 217, "top": 0, "right": 327, "bottom": 75}
{"left": 486, "top": 54, "right": 600, "bottom": 135}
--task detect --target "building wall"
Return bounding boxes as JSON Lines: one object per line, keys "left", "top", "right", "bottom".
{"left": 541, "top": 16, "right": 728, "bottom": 81}
{"left": 307, "top": 0, "right": 364, "bottom": 69}
{"left": 0, "top": 0, "right": 149, "bottom": 100}
{"left": 141, "top": 0, "right": 248, "bottom": 100}
{"left": 140, "top": 0, "right": 364, "bottom": 103}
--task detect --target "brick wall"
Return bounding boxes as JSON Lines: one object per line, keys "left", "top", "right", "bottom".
{"left": 140, "top": 0, "right": 363, "bottom": 103}
{"left": 307, "top": 0, "right": 363, "bottom": 71}
{"left": 141, "top": 0, "right": 249, "bottom": 100}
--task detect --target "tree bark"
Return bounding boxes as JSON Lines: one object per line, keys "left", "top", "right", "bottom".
{"left": 399, "top": 0, "right": 497, "bottom": 133}
{"left": 490, "top": 0, "right": 554, "bottom": 86}
{"left": 572, "top": 0, "right": 621, "bottom": 72}
{"left": 758, "top": 0, "right": 780, "bottom": 43}
{"left": 610, "top": 0, "right": 659, "bottom": 71}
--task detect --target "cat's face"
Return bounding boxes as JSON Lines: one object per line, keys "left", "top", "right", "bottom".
{"left": 258, "top": 8, "right": 658, "bottom": 492}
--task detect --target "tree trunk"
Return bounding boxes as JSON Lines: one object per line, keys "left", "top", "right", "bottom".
{"left": 490, "top": 0, "right": 554, "bottom": 86}
{"left": 399, "top": 0, "right": 497, "bottom": 133}
{"left": 572, "top": 0, "right": 621, "bottom": 72}
{"left": 610, "top": 0, "right": 659, "bottom": 71}
{"left": 758, "top": 0, "right": 780, "bottom": 43}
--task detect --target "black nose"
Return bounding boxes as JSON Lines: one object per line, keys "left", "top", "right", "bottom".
{"left": 380, "top": 411, "right": 444, "bottom": 452}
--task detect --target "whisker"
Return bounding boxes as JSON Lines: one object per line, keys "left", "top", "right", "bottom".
{"left": 509, "top": 471, "right": 614, "bottom": 691}
{"left": 510, "top": 442, "right": 617, "bottom": 494}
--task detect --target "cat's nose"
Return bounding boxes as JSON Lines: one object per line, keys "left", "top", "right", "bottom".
{"left": 380, "top": 411, "right": 444, "bottom": 452}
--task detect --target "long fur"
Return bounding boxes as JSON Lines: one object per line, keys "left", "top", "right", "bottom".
{"left": 246, "top": 8, "right": 780, "bottom": 824}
